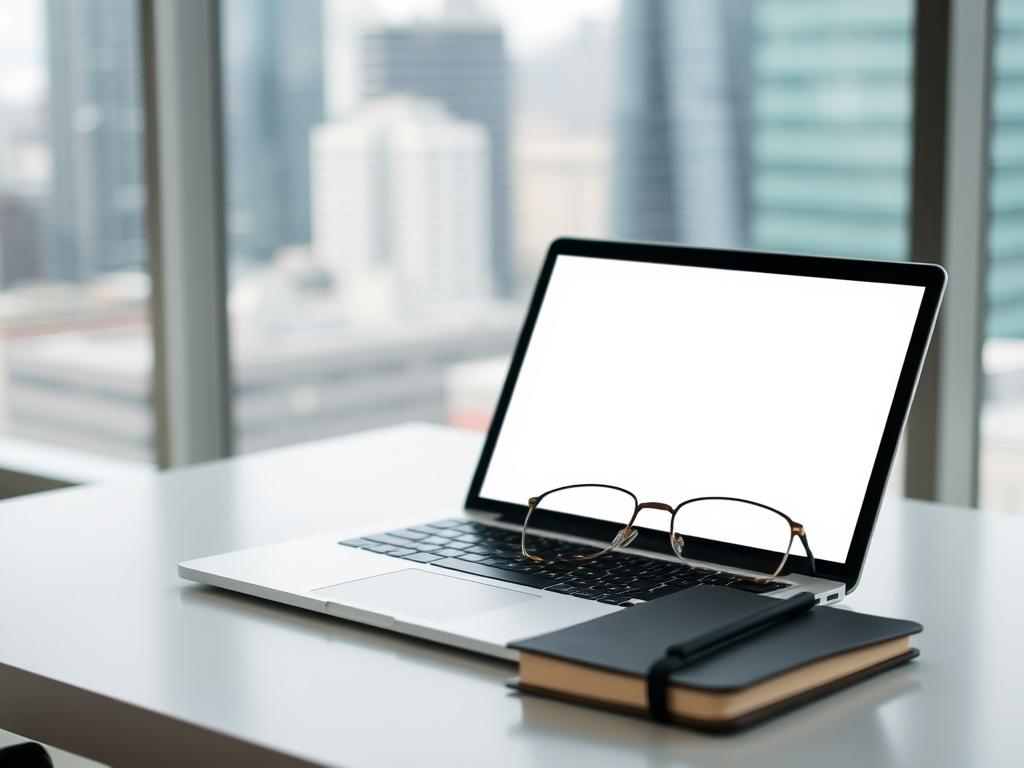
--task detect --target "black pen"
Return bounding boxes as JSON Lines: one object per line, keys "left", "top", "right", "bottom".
{"left": 646, "top": 591, "right": 818, "bottom": 722}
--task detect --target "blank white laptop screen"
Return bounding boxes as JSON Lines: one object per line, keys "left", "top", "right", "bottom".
{"left": 479, "top": 254, "right": 926, "bottom": 565}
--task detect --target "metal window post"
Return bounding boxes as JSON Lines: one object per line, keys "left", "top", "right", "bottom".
{"left": 905, "top": 0, "right": 994, "bottom": 505}
{"left": 141, "top": 0, "right": 233, "bottom": 468}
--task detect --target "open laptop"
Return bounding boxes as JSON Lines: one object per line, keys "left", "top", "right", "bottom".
{"left": 180, "top": 239, "right": 945, "bottom": 660}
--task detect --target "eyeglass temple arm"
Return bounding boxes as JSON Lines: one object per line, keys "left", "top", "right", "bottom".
{"left": 795, "top": 528, "right": 816, "bottom": 574}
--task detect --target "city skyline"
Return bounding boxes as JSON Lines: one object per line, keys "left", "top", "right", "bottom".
{"left": 0, "top": 0, "right": 614, "bottom": 297}
{"left": 0, "top": 0, "right": 1022, "bottom": 512}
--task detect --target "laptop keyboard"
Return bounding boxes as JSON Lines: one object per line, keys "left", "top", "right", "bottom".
{"left": 339, "top": 518, "right": 788, "bottom": 606}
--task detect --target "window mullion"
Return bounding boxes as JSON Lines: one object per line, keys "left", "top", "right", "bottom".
{"left": 905, "top": 0, "right": 994, "bottom": 505}
{"left": 141, "top": 0, "right": 233, "bottom": 468}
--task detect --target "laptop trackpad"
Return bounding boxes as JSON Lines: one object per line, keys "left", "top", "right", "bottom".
{"left": 314, "top": 568, "right": 539, "bottom": 623}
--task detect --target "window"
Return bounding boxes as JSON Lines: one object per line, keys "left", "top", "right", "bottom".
{"left": 216, "top": 0, "right": 916, "bottom": 456}
{"left": 0, "top": 0, "right": 153, "bottom": 467}
{"left": 0, "top": 0, "right": 996, "bottom": 510}
{"left": 982, "top": 0, "right": 1024, "bottom": 514}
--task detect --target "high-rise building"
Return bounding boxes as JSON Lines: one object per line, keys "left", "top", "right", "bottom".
{"left": 750, "top": 1, "right": 914, "bottom": 264}
{"left": 222, "top": 0, "right": 324, "bottom": 264}
{"left": 513, "top": 129, "right": 608, "bottom": 285}
{"left": 311, "top": 96, "right": 492, "bottom": 319}
{"left": 0, "top": 101, "right": 48, "bottom": 289}
{"left": 360, "top": 7, "right": 511, "bottom": 296}
{"left": 0, "top": 193, "right": 45, "bottom": 288}
{"left": 611, "top": 0, "right": 753, "bottom": 248}
{"left": 989, "top": 0, "right": 1024, "bottom": 338}
{"left": 45, "top": 0, "right": 146, "bottom": 282}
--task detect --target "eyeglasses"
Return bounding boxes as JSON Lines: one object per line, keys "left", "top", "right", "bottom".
{"left": 522, "top": 484, "right": 815, "bottom": 583}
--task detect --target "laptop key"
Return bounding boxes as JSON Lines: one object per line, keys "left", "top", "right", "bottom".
{"left": 404, "top": 552, "right": 445, "bottom": 563}
{"left": 421, "top": 536, "right": 452, "bottom": 546}
{"left": 435, "top": 548, "right": 467, "bottom": 558}
{"left": 430, "top": 558, "right": 559, "bottom": 589}
{"left": 598, "top": 584, "right": 632, "bottom": 594}
{"left": 339, "top": 538, "right": 375, "bottom": 548}
{"left": 701, "top": 576, "right": 736, "bottom": 586}
{"left": 409, "top": 543, "right": 441, "bottom": 553}
{"left": 388, "top": 529, "right": 428, "bottom": 541}
{"left": 366, "top": 533, "right": 414, "bottom": 547}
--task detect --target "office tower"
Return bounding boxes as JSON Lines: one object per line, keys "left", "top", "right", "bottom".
{"left": 0, "top": 102, "right": 48, "bottom": 288}
{"left": 0, "top": 194, "right": 45, "bottom": 288}
{"left": 990, "top": 0, "right": 1024, "bottom": 338}
{"left": 311, "top": 97, "right": 492, "bottom": 317}
{"left": 45, "top": 0, "right": 146, "bottom": 282}
{"left": 222, "top": 0, "right": 324, "bottom": 264}
{"left": 360, "top": 6, "right": 511, "bottom": 296}
{"left": 611, "top": 0, "right": 753, "bottom": 248}
{"left": 751, "top": 1, "right": 913, "bottom": 265}
{"left": 513, "top": 131, "right": 608, "bottom": 284}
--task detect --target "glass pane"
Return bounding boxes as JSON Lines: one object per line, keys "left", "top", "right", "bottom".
{"left": 0, "top": 0, "right": 153, "bottom": 465}
{"left": 219, "top": 0, "right": 914, "bottom": 455}
{"left": 983, "top": 0, "right": 1024, "bottom": 514}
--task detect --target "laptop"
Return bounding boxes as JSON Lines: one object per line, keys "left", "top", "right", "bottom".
{"left": 180, "top": 239, "right": 946, "bottom": 660}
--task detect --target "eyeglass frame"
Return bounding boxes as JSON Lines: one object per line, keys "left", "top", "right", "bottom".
{"left": 521, "top": 483, "right": 816, "bottom": 584}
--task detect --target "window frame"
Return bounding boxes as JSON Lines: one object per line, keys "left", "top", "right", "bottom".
{"left": 141, "top": 0, "right": 233, "bottom": 469}
{"left": 128, "top": 0, "right": 998, "bottom": 512}
{"left": 904, "top": 0, "right": 994, "bottom": 505}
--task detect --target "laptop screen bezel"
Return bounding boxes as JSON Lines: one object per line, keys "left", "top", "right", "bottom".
{"left": 464, "top": 238, "right": 946, "bottom": 593}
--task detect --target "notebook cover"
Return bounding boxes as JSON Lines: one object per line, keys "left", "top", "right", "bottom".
{"left": 509, "top": 648, "right": 920, "bottom": 732}
{"left": 509, "top": 585, "right": 922, "bottom": 692}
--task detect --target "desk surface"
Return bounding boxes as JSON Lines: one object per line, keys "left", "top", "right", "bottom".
{"left": 1, "top": 423, "right": 1022, "bottom": 767}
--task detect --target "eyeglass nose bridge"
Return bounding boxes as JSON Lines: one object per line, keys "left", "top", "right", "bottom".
{"left": 635, "top": 501, "right": 674, "bottom": 513}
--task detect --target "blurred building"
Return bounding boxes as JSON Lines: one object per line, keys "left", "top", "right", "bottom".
{"left": 311, "top": 96, "right": 492, "bottom": 319}
{"left": 222, "top": 0, "right": 324, "bottom": 264}
{"left": 46, "top": 0, "right": 146, "bottom": 281}
{"left": 751, "top": 1, "right": 913, "bottom": 263}
{"left": 361, "top": 5, "right": 512, "bottom": 296}
{"left": 989, "top": 0, "right": 1024, "bottom": 338}
{"left": 612, "top": 0, "right": 753, "bottom": 248}
{"left": 513, "top": 129, "right": 608, "bottom": 284}
{"left": 5, "top": 309, "right": 520, "bottom": 459}
{"left": 0, "top": 194, "right": 45, "bottom": 288}
{"left": 0, "top": 101, "right": 48, "bottom": 288}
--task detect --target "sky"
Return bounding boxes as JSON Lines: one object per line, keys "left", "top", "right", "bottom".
{"left": 0, "top": 0, "right": 45, "bottom": 104}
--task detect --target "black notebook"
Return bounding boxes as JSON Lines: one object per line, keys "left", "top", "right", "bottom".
{"left": 509, "top": 586, "right": 922, "bottom": 731}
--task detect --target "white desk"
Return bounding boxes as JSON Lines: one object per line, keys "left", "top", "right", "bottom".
{"left": 1, "top": 423, "right": 1021, "bottom": 767}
